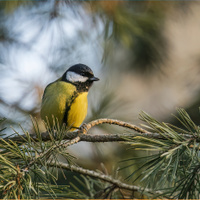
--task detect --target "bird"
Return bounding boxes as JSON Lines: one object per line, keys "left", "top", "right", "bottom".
{"left": 40, "top": 63, "right": 99, "bottom": 130}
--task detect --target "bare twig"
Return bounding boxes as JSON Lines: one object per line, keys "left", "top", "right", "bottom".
{"left": 81, "top": 118, "right": 149, "bottom": 134}
{"left": 48, "top": 161, "right": 164, "bottom": 197}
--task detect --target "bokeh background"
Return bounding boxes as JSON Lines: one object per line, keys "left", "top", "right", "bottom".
{"left": 1, "top": 0, "right": 200, "bottom": 195}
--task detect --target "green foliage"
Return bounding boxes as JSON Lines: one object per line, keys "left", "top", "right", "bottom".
{"left": 1, "top": 109, "right": 200, "bottom": 199}
{"left": 121, "top": 108, "right": 200, "bottom": 199}
{"left": 70, "top": 175, "right": 111, "bottom": 199}
{"left": 0, "top": 0, "right": 34, "bottom": 14}
{"left": 0, "top": 118, "right": 76, "bottom": 199}
{"left": 0, "top": 118, "right": 6, "bottom": 137}
{"left": 99, "top": 2, "right": 167, "bottom": 73}
{"left": 0, "top": 117, "right": 126, "bottom": 199}
{"left": 69, "top": 171, "right": 124, "bottom": 199}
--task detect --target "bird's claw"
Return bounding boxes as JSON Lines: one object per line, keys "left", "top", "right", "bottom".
{"left": 80, "top": 123, "right": 88, "bottom": 134}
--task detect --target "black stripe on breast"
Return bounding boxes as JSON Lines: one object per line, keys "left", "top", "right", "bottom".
{"left": 63, "top": 91, "right": 78, "bottom": 126}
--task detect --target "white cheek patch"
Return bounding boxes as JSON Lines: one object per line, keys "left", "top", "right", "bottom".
{"left": 66, "top": 71, "right": 88, "bottom": 83}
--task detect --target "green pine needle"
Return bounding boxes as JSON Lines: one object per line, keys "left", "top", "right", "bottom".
{"left": 121, "top": 108, "right": 200, "bottom": 198}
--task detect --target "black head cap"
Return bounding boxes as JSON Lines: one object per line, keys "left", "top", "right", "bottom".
{"left": 61, "top": 63, "right": 99, "bottom": 92}
{"left": 67, "top": 64, "right": 94, "bottom": 78}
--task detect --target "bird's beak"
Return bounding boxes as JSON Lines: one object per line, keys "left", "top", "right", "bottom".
{"left": 89, "top": 76, "right": 99, "bottom": 81}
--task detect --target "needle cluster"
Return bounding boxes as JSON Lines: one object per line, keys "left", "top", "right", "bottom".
{"left": 0, "top": 108, "right": 199, "bottom": 199}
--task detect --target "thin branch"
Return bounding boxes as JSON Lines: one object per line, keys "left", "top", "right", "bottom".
{"left": 48, "top": 161, "right": 164, "bottom": 197}
{"left": 5, "top": 118, "right": 150, "bottom": 143}
{"left": 4, "top": 118, "right": 199, "bottom": 143}
{"left": 82, "top": 118, "right": 149, "bottom": 134}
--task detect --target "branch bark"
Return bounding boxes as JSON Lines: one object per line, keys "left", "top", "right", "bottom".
{"left": 49, "top": 161, "right": 164, "bottom": 197}
{"left": 4, "top": 118, "right": 199, "bottom": 143}
{"left": 5, "top": 118, "right": 149, "bottom": 143}
{"left": 82, "top": 118, "right": 149, "bottom": 134}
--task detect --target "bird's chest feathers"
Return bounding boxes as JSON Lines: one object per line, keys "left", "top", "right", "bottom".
{"left": 41, "top": 81, "right": 88, "bottom": 128}
{"left": 67, "top": 92, "right": 88, "bottom": 127}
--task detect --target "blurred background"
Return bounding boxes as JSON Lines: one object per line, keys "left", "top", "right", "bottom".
{"left": 0, "top": 0, "right": 200, "bottom": 195}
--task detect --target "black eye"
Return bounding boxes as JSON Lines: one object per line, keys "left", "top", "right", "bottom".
{"left": 87, "top": 72, "right": 94, "bottom": 77}
{"left": 80, "top": 72, "right": 93, "bottom": 77}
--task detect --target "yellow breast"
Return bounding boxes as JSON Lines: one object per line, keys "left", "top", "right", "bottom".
{"left": 67, "top": 92, "right": 88, "bottom": 130}
{"left": 41, "top": 80, "right": 88, "bottom": 129}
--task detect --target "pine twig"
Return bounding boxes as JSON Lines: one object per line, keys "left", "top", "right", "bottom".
{"left": 69, "top": 132, "right": 162, "bottom": 142}
{"left": 4, "top": 118, "right": 199, "bottom": 143}
{"left": 24, "top": 136, "right": 80, "bottom": 170}
{"left": 81, "top": 118, "right": 149, "bottom": 134}
{"left": 48, "top": 161, "right": 164, "bottom": 197}
{"left": 5, "top": 118, "right": 150, "bottom": 143}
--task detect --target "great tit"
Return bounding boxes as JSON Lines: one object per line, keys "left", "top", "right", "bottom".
{"left": 40, "top": 64, "right": 99, "bottom": 130}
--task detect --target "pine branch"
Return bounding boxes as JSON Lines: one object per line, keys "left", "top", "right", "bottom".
{"left": 5, "top": 118, "right": 199, "bottom": 143}
{"left": 48, "top": 161, "right": 164, "bottom": 197}
{"left": 23, "top": 136, "right": 80, "bottom": 170}
{"left": 82, "top": 118, "right": 149, "bottom": 134}
{"left": 5, "top": 132, "right": 157, "bottom": 143}
{"left": 4, "top": 118, "right": 149, "bottom": 143}
{"left": 1, "top": 109, "right": 200, "bottom": 198}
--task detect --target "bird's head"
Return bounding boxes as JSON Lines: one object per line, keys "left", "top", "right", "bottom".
{"left": 61, "top": 63, "right": 99, "bottom": 92}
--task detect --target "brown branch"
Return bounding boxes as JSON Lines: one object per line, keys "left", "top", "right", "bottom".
{"left": 5, "top": 118, "right": 150, "bottom": 143}
{"left": 5, "top": 118, "right": 198, "bottom": 144}
{"left": 48, "top": 161, "right": 164, "bottom": 197}
{"left": 81, "top": 118, "right": 149, "bottom": 134}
